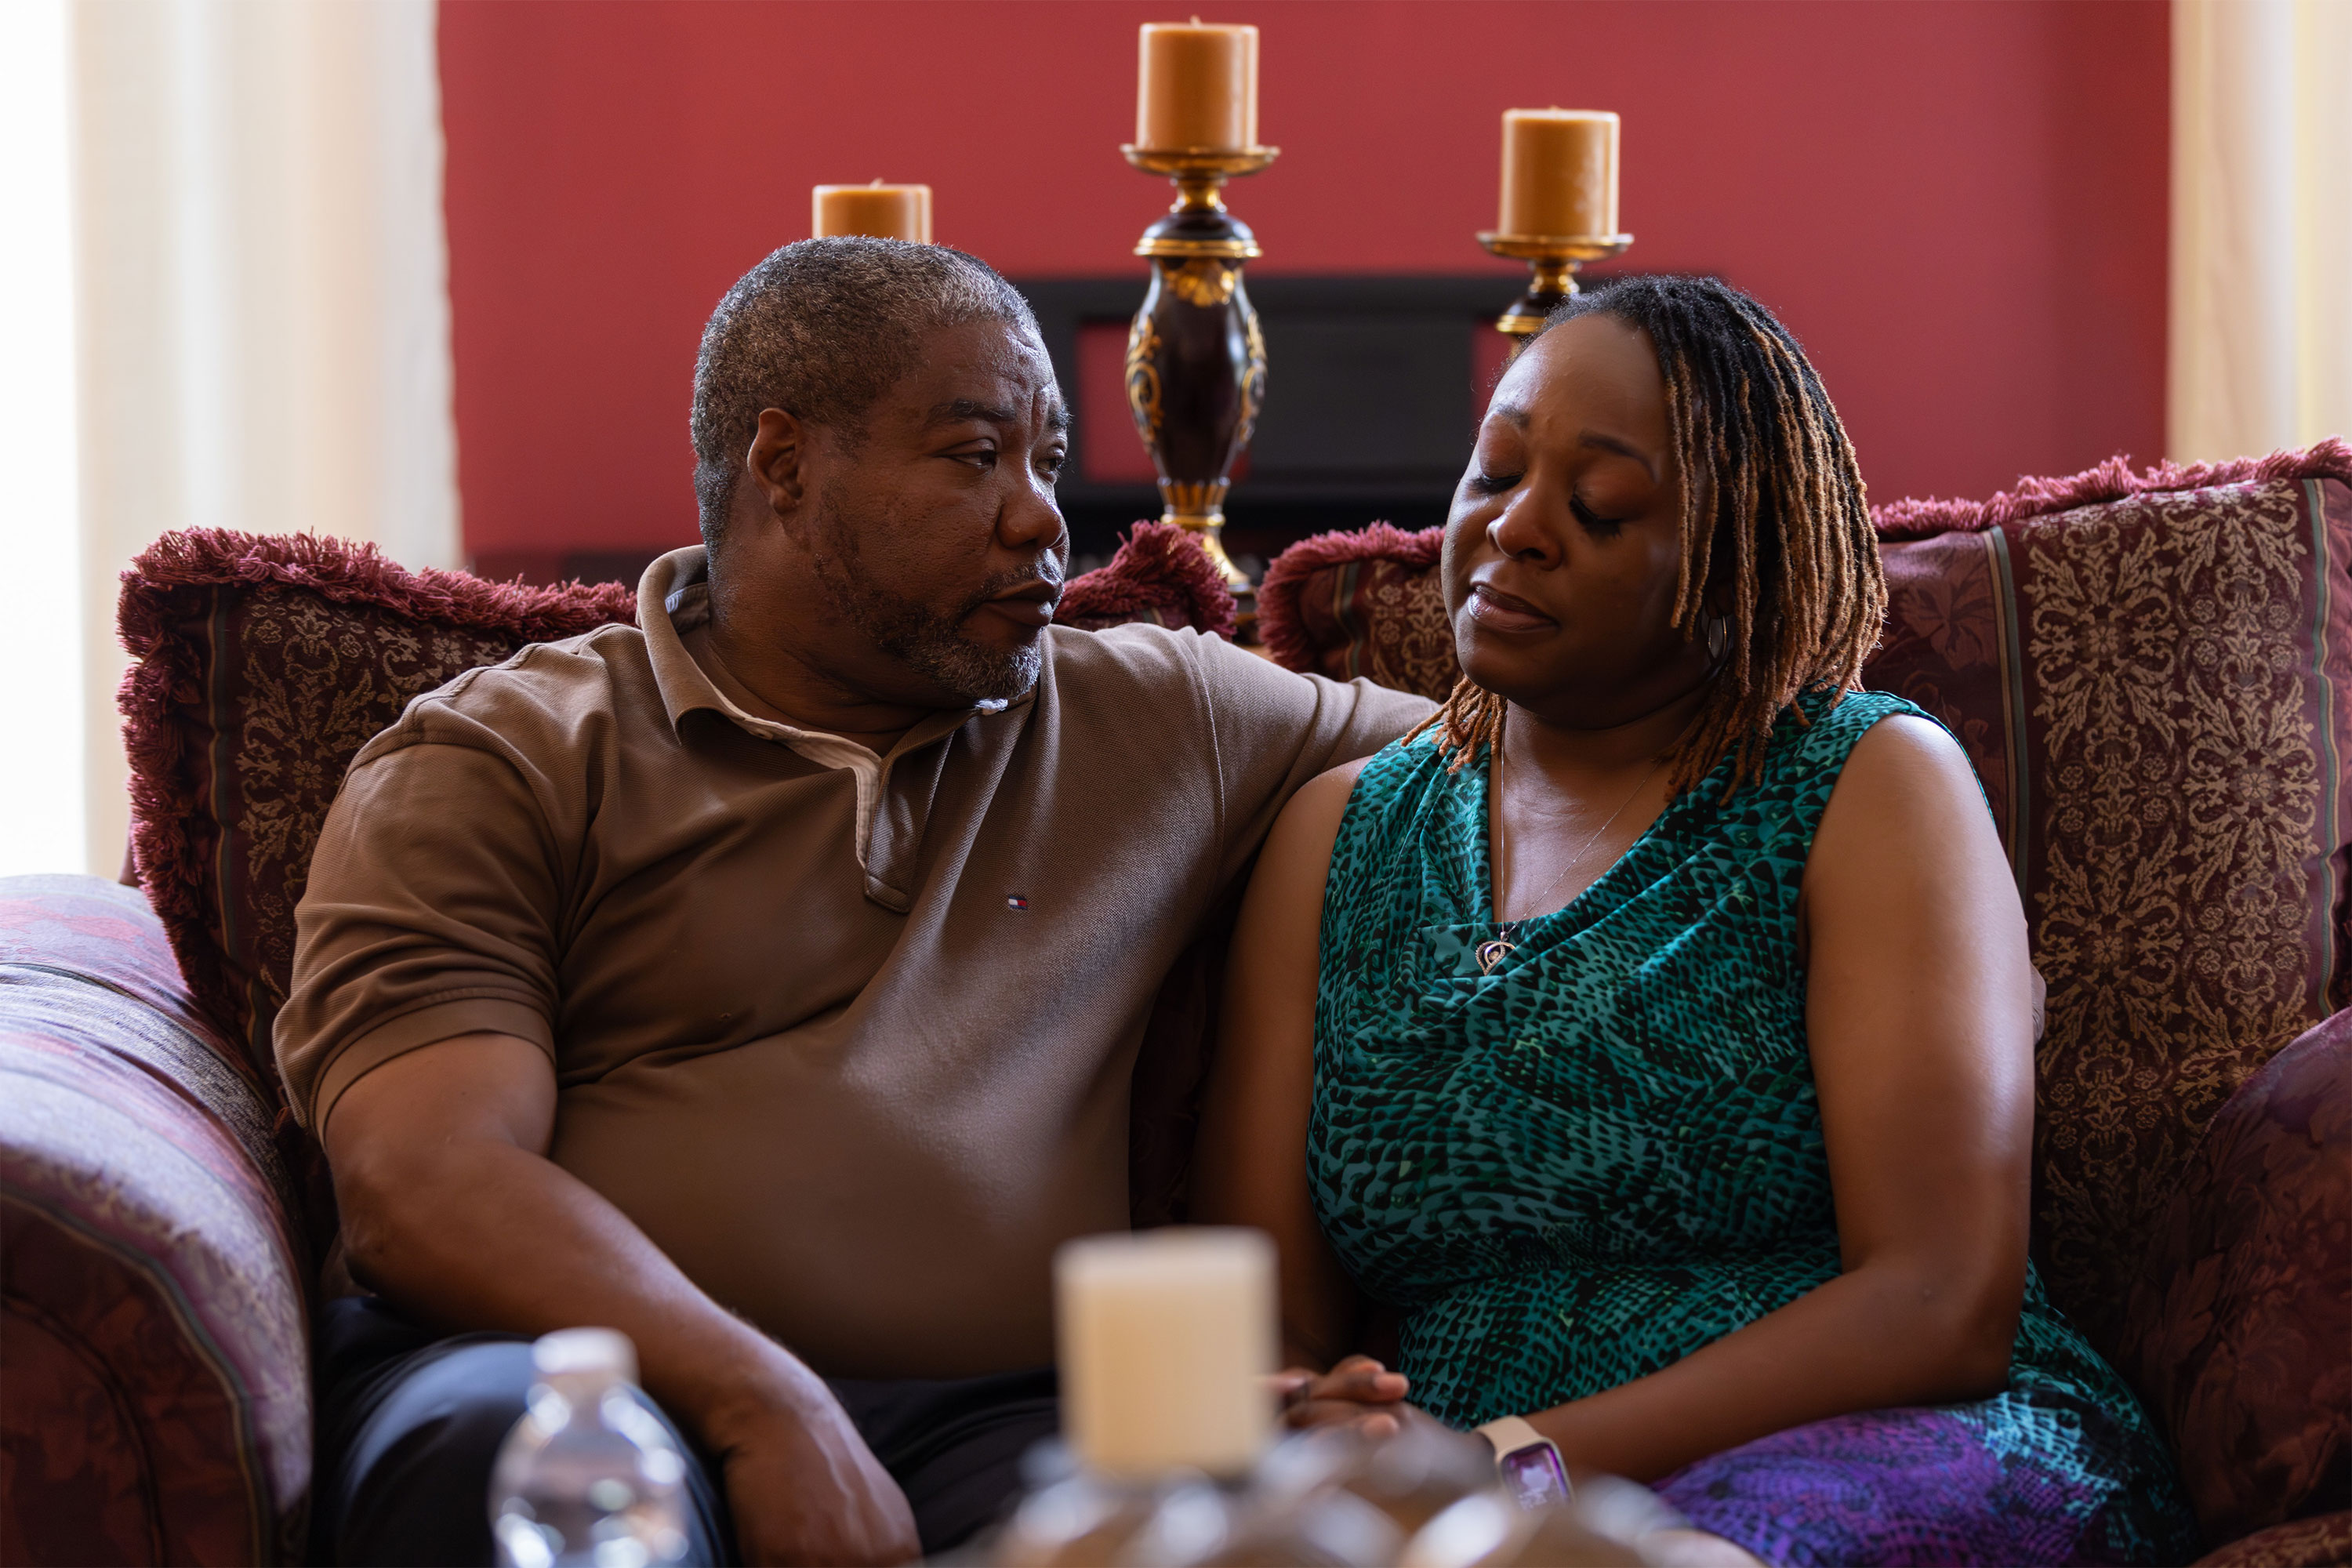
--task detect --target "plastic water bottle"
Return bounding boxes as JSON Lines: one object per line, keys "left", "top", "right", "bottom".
{"left": 490, "top": 1328, "right": 690, "bottom": 1568}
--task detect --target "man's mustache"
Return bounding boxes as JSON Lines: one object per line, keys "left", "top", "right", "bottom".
{"left": 959, "top": 564, "right": 1065, "bottom": 618}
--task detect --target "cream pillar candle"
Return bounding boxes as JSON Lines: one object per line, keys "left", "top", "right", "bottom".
{"left": 1497, "top": 109, "right": 1619, "bottom": 238}
{"left": 811, "top": 181, "right": 932, "bottom": 243}
{"left": 1136, "top": 20, "right": 1258, "bottom": 151}
{"left": 1056, "top": 1228, "right": 1276, "bottom": 1478}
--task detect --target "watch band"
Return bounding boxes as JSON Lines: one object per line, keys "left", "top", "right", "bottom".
{"left": 1475, "top": 1414, "right": 1549, "bottom": 1460}
{"left": 1477, "top": 1414, "right": 1576, "bottom": 1508}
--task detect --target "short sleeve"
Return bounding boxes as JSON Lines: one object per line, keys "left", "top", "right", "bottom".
{"left": 274, "top": 733, "right": 568, "bottom": 1134}
{"left": 1190, "top": 636, "right": 1436, "bottom": 885}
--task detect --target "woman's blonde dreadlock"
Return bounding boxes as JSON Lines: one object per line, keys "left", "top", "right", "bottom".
{"left": 1407, "top": 276, "right": 1886, "bottom": 800}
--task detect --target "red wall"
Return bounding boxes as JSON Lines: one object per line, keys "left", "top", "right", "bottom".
{"left": 439, "top": 0, "right": 2169, "bottom": 574}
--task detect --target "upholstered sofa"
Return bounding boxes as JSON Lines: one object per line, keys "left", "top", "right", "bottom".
{"left": 4, "top": 452, "right": 2348, "bottom": 1566}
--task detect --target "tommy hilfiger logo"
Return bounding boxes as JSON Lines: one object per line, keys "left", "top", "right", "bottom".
{"left": 1006, "top": 895, "right": 1031, "bottom": 911}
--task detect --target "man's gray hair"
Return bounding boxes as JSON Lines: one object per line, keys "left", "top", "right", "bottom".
{"left": 688, "top": 237, "right": 1040, "bottom": 548}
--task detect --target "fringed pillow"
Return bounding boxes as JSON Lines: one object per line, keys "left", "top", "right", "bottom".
{"left": 1058, "top": 520, "right": 1238, "bottom": 637}
{"left": 118, "top": 531, "right": 639, "bottom": 1099}
{"left": 2117, "top": 1011, "right": 2350, "bottom": 1550}
{"left": 1256, "top": 521, "right": 1451, "bottom": 699}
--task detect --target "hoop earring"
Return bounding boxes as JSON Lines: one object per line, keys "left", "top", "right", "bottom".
{"left": 1705, "top": 612, "right": 1728, "bottom": 662}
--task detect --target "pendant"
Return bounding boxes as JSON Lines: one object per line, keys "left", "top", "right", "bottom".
{"left": 1475, "top": 938, "right": 1515, "bottom": 975}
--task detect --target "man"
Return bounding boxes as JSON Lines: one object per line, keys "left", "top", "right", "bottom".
{"left": 281, "top": 238, "right": 1432, "bottom": 1566}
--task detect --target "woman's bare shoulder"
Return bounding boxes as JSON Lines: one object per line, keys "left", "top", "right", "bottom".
{"left": 1277, "top": 758, "right": 1373, "bottom": 844}
{"left": 1825, "top": 713, "right": 1988, "bottom": 829}
{"left": 1301, "top": 755, "right": 1375, "bottom": 805}
{"left": 1244, "top": 758, "right": 1376, "bottom": 905}
{"left": 1806, "top": 710, "right": 2018, "bottom": 921}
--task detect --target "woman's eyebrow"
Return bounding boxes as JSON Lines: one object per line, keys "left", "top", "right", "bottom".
{"left": 1578, "top": 430, "right": 1659, "bottom": 481}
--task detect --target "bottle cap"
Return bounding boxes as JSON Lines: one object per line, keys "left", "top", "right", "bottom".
{"left": 531, "top": 1327, "right": 637, "bottom": 1384}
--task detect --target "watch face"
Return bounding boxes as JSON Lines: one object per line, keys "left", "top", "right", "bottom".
{"left": 1499, "top": 1442, "right": 1573, "bottom": 1510}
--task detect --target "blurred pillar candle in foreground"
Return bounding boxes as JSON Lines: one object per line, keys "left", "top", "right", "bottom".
{"left": 1136, "top": 20, "right": 1258, "bottom": 151}
{"left": 1056, "top": 1228, "right": 1276, "bottom": 1477}
{"left": 1498, "top": 109, "right": 1619, "bottom": 238}
{"left": 811, "top": 181, "right": 933, "bottom": 243}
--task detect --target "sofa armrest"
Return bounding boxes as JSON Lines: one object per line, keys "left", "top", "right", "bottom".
{"left": 2118, "top": 1007, "right": 2351, "bottom": 1553}
{"left": 0, "top": 875, "right": 310, "bottom": 1566}
{"left": 2192, "top": 1512, "right": 2352, "bottom": 1568}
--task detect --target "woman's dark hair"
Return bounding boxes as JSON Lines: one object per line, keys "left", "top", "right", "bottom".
{"left": 1413, "top": 274, "right": 1887, "bottom": 797}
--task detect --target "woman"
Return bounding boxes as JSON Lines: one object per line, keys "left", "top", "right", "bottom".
{"left": 1192, "top": 278, "right": 2195, "bottom": 1567}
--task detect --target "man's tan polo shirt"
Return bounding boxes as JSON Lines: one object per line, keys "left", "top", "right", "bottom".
{"left": 276, "top": 546, "right": 1432, "bottom": 1378}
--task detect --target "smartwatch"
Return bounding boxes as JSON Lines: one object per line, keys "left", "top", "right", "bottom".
{"left": 1475, "top": 1414, "right": 1573, "bottom": 1509}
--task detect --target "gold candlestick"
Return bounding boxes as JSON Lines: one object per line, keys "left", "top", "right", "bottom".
{"left": 1121, "top": 143, "right": 1278, "bottom": 590}
{"left": 1478, "top": 231, "right": 1633, "bottom": 336}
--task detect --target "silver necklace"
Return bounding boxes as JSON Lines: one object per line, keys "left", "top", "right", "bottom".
{"left": 1477, "top": 741, "right": 1668, "bottom": 975}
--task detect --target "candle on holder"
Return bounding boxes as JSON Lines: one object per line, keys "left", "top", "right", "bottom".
{"left": 811, "top": 180, "right": 933, "bottom": 243}
{"left": 1137, "top": 19, "right": 1259, "bottom": 151}
{"left": 1497, "top": 109, "right": 1619, "bottom": 238}
{"left": 1056, "top": 1228, "right": 1276, "bottom": 1478}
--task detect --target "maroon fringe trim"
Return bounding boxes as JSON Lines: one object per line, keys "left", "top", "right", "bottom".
{"left": 1255, "top": 521, "right": 1442, "bottom": 673}
{"left": 1250, "top": 441, "right": 2352, "bottom": 670}
{"left": 114, "top": 527, "right": 638, "bottom": 1068}
{"left": 1059, "top": 521, "right": 1239, "bottom": 640}
{"left": 1871, "top": 437, "right": 2352, "bottom": 539}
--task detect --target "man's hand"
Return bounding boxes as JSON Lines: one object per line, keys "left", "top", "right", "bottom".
{"left": 703, "top": 1368, "right": 917, "bottom": 1567}
{"left": 1273, "top": 1353, "right": 1414, "bottom": 1436}
{"left": 324, "top": 1034, "right": 920, "bottom": 1564}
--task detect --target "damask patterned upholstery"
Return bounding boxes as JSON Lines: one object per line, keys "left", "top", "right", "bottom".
{"left": 2119, "top": 1011, "right": 2350, "bottom": 1546}
{"left": 1, "top": 875, "right": 310, "bottom": 1566}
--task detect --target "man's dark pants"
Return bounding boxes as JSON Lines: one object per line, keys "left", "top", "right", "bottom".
{"left": 314, "top": 1298, "right": 1058, "bottom": 1566}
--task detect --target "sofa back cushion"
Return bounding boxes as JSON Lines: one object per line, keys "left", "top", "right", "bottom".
{"left": 1257, "top": 444, "right": 2352, "bottom": 1365}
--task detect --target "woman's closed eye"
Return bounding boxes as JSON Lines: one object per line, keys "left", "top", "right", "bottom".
{"left": 1570, "top": 493, "right": 1632, "bottom": 536}
{"left": 1467, "top": 467, "right": 1523, "bottom": 497}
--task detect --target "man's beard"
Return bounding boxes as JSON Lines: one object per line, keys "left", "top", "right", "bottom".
{"left": 812, "top": 491, "right": 1058, "bottom": 705}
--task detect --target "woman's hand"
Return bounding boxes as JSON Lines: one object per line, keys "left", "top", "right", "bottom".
{"left": 1273, "top": 1353, "right": 1417, "bottom": 1436}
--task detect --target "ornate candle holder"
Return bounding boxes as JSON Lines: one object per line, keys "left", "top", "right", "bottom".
{"left": 1477, "top": 231, "right": 1633, "bottom": 336}
{"left": 1120, "top": 143, "right": 1279, "bottom": 590}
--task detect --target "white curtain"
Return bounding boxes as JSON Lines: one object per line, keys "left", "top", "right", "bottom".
{"left": 71, "top": 0, "right": 459, "bottom": 875}
{"left": 0, "top": 0, "right": 86, "bottom": 877}
{"left": 2169, "top": 0, "right": 2352, "bottom": 461}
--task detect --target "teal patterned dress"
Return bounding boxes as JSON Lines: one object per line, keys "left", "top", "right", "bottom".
{"left": 1307, "top": 690, "right": 2198, "bottom": 1566}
